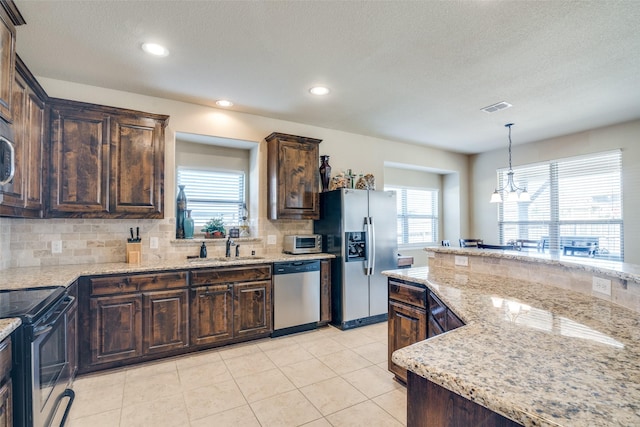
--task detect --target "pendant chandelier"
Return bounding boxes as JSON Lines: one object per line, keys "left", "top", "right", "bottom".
{"left": 490, "top": 123, "right": 530, "bottom": 203}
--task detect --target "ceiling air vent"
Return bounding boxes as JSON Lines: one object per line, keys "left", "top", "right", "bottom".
{"left": 481, "top": 101, "right": 512, "bottom": 113}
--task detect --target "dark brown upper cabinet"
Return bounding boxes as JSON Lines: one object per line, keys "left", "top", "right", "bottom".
{"left": 48, "top": 99, "right": 168, "bottom": 218}
{"left": 266, "top": 132, "right": 321, "bottom": 220}
{"left": 0, "top": 1, "right": 24, "bottom": 123}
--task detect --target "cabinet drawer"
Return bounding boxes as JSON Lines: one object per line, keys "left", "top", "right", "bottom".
{"left": 191, "top": 265, "right": 272, "bottom": 286}
{"left": 389, "top": 280, "right": 426, "bottom": 308}
{"left": 90, "top": 271, "right": 188, "bottom": 296}
{"left": 0, "top": 339, "right": 10, "bottom": 381}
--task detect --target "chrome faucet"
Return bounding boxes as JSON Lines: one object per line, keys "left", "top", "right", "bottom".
{"left": 225, "top": 236, "right": 235, "bottom": 257}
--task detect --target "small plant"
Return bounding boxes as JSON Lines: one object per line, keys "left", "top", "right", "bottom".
{"left": 201, "top": 216, "right": 226, "bottom": 237}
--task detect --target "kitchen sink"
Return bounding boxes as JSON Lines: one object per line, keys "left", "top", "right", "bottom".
{"left": 188, "top": 256, "right": 265, "bottom": 263}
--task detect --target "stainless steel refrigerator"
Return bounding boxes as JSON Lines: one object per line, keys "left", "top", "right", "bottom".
{"left": 314, "top": 188, "right": 397, "bottom": 329}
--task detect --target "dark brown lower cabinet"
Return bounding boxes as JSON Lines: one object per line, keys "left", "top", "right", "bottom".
{"left": 0, "top": 337, "right": 12, "bottom": 427}
{"left": 190, "top": 284, "right": 233, "bottom": 346}
{"left": 388, "top": 300, "right": 426, "bottom": 382}
{"left": 142, "top": 289, "right": 189, "bottom": 354}
{"left": 89, "top": 294, "right": 143, "bottom": 366}
{"left": 233, "top": 280, "right": 272, "bottom": 339}
{"left": 407, "top": 371, "right": 522, "bottom": 427}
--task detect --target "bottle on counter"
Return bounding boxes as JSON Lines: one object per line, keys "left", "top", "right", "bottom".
{"left": 199, "top": 242, "right": 207, "bottom": 258}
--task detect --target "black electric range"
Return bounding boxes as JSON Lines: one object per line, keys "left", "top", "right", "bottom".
{"left": 0, "top": 286, "right": 67, "bottom": 323}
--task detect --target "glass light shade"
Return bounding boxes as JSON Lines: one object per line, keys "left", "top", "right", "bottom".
{"left": 519, "top": 190, "right": 531, "bottom": 202}
{"left": 141, "top": 43, "right": 169, "bottom": 57}
{"left": 309, "top": 86, "right": 330, "bottom": 95}
{"left": 490, "top": 191, "right": 502, "bottom": 203}
{"left": 506, "top": 190, "right": 520, "bottom": 202}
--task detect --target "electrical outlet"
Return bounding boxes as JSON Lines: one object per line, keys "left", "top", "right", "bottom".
{"left": 592, "top": 276, "right": 611, "bottom": 296}
{"left": 454, "top": 255, "right": 468, "bottom": 267}
{"left": 150, "top": 237, "right": 159, "bottom": 249}
{"left": 51, "top": 240, "right": 62, "bottom": 254}
{"left": 267, "top": 235, "right": 277, "bottom": 245}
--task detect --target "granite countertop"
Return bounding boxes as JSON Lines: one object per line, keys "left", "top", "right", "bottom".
{"left": 0, "top": 253, "right": 334, "bottom": 291}
{"left": 385, "top": 266, "right": 640, "bottom": 427}
{"left": 426, "top": 246, "right": 640, "bottom": 284}
{"left": 0, "top": 318, "right": 21, "bottom": 342}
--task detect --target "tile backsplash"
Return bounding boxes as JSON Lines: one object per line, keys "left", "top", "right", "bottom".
{"left": 0, "top": 217, "right": 313, "bottom": 269}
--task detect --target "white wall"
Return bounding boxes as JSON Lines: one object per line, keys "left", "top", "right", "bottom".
{"left": 470, "top": 119, "right": 640, "bottom": 264}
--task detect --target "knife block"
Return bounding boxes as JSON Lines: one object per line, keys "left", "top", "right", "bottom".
{"left": 126, "top": 242, "right": 142, "bottom": 264}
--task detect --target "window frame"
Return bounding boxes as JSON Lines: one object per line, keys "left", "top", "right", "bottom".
{"left": 385, "top": 185, "right": 439, "bottom": 249}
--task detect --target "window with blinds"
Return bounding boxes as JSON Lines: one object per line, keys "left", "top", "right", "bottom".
{"left": 498, "top": 150, "right": 623, "bottom": 260}
{"left": 177, "top": 168, "right": 245, "bottom": 228}
{"left": 385, "top": 186, "right": 439, "bottom": 247}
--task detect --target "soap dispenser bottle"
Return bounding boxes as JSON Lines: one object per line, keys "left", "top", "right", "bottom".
{"left": 199, "top": 242, "right": 207, "bottom": 258}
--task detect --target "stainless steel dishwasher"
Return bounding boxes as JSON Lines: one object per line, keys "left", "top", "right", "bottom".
{"left": 272, "top": 260, "right": 320, "bottom": 337}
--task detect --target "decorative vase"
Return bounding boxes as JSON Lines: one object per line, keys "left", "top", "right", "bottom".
{"left": 319, "top": 155, "right": 331, "bottom": 192}
{"left": 184, "top": 210, "right": 194, "bottom": 239}
{"left": 176, "top": 185, "right": 187, "bottom": 239}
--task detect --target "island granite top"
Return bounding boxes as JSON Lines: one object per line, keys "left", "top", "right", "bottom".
{"left": 384, "top": 266, "right": 640, "bottom": 427}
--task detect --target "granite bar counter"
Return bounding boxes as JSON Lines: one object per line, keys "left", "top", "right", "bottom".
{"left": 0, "top": 253, "right": 334, "bottom": 291}
{"left": 385, "top": 259, "right": 640, "bottom": 426}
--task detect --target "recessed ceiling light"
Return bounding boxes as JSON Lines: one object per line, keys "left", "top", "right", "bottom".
{"left": 309, "top": 86, "right": 330, "bottom": 96}
{"left": 141, "top": 43, "right": 169, "bottom": 57}
{"left": 216, "top": 100, "right": 234, "bottom": 108}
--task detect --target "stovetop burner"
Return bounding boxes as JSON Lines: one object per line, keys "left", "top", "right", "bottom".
{"left": 0, "top": 286, "right": 66, "bottom": 324}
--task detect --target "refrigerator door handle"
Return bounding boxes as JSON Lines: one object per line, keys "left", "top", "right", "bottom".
{"left": 368, "top": 216, "right": 376, "bottom": 275}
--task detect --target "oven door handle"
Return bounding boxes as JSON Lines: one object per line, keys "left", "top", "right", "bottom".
{"left": 32, "top": 295, "right": 75, "bottom": 337}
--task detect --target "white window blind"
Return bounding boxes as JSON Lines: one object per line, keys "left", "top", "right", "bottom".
{"left": 177, "top": 168, "right": 245, "bottom": 228}
{"left": 498, "top": 150, "right": 623, "bottom": 260}
{"left": 385, "top": 186, "right": 438, "bottom": 247}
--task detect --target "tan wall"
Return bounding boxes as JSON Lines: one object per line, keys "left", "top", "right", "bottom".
{"left": 470, "top": 119, "right": 640, "bottom": 264}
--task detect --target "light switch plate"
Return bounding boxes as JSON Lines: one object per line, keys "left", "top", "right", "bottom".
{"left": 150, "top": 237, "right": 159, "bottom": 249}
{"left": 592, "top": 276, "right": 611, "bottom": 296}
{"left": 454, "top": 255, "right": 468, "bottom": 267}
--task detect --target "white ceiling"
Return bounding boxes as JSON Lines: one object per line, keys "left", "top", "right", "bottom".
{"left": 13, "top": 1, "right": 640, "bottom": 154}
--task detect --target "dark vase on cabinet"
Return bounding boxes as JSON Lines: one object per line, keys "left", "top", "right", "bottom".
{"left": 319, "top": 155, "right": 331, "bottom": 192}
{"left": 176, "top": 185, "right": 186, "bottom": 238}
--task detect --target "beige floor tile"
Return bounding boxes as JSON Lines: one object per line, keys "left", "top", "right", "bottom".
{"left": 120, "top": 394, "right": 190, "bottom": 427}
{"left": 122, "top": 370, "right": 181, "bottom": 406}
{"left": 317, "top": 348, "right": 373, "bottom": 375}
{"left": 189, "top": 404, "right": 261, "bottom": 427}
{"left": 300, "top": 376, "right": 368, "bottom": 416}
{"left": 280, "top": 357, "right": 338, "bottom": 388}
{"left": 301, "top": 418, "right": 333, "bottom": 426}
{"left": 264, "top": 342, "right": 315, "bottom": 367}
{"left": 224, "top": 350, "right": 278, "bottom": 379}
{"left": 256, "top": 334, "right": 299, "bottom": 351}
{"left": 342, "top": 365, "right": 402, "bottom": 398}
{"left": 183, "top": 379, "right": 247, "bottom": 421}
{"left": 300, "top": 336, "right": 347, "bottom": 357}
{"left": 66, "top": 408, "right": 121, "bottom": 427}
{"left": 175, "top": 348, "right": 222, "bottom": 370}
{"left": 250, "top": 389, "right": 322, "bottom": 427}
{"left": 330, "top": 329, "right": 377, "bottom": 349}
{"left": 359, "top": 322, "right": 389, "bottom": 341}
{"left": 177, "top": 359, "right": 233, "bottom": 390}
{"left": 353, "top": 341, "right": 389, "bottom": 364}
{"left": 72, "top": 370, "right": 126, "bottom": 392}
{"left": 235, "top": 368, "right": 296, "bottom": 402}
{"left": 68, "top": 381, "right": 124, "bottom": 420}
{"left": 218, "top": 342, "right": 262, "bottom": 360}
{"left": 373, "top": 388, "right": 408, "bottom": 425}
{"left": 124, "top": 359, "right": 177, "bottom": 379}
{"left": 326, "top": 400, "right": 404, "bottom": 426}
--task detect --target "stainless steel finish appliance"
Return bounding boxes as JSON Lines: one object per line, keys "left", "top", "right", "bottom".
{"left": 314, "top": 189, "right": 397, "bottom": 329}
{"left": 272, "top": 260, "right": 320, "bottom": 337}
{"left": 283, "top": 235, "right": 323, "bottom": 254}
{"left": 1, "top": 287, "right": 76, "bottom": 427}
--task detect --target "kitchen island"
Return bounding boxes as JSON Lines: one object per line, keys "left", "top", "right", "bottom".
{"left": 385, "top": 247, "right": 640, "bottom": 427}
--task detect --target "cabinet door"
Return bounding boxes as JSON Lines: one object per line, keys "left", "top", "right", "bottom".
{"left": 266, "top": 133, "right": 321, "bottom": 220}
{"left": 388, "top": 300, "right": 427, "bottom": 383}
{"left": 111, "top": 115, "right": 164, "bottom": 217}
{"left": 190, "top": 284, "right": 233, "bottom": 346}
{"left": 0, "top": 5, "right": 15, "bottom": 123}
{"left": 142, "top": 289, "right": 189, "bottom": 354}
{"left": 320, "top": 259, "right": 331, "bottom": 324}
{"left": 233, "top": 280, "right": 272, "bottom": 339}
{"left": 49, "top": 106, "right": 110, "bottom": 216}
{"left": 0, "top": 379, "right": 11, "bottom": 427}
{"left": 24, "top": 89, "right": 45, "bottom": 211}
{"left": 89, "top": 294, "right": 142, "bottom": 365}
